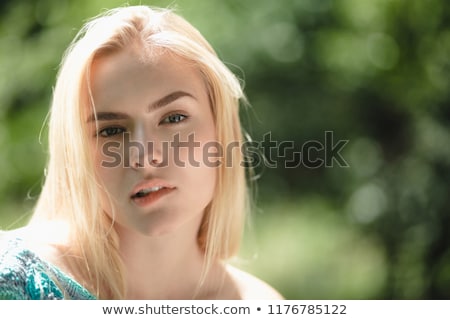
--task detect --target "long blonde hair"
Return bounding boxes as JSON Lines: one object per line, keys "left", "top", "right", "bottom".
{"left": 31, "top": 6, "right": 248, "bottom": 299}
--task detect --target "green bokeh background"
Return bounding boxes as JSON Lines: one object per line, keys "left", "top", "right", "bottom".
{"left": 0, "top": 0, "right": 449, "bottom": 299}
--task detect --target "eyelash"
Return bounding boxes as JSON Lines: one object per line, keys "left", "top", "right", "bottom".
{"left": 160, "top": 113, "right": 188, "bottom": 125}
{"left": 96, "top": 113, "right": 188, "bottom": 138}
{"left": 97, "top": 126, "right": 126, "bottom": 138}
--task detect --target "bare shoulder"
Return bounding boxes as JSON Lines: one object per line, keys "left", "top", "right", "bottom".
{"left": 2, "top": 223, "right": 70, "bottom": 267}
{"left": 225, "top": 265, "right": 284, "bottom": 300}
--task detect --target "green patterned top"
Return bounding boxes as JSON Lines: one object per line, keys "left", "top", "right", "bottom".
{"left": 0, "top": 237, "right": 96, "bottom": 300}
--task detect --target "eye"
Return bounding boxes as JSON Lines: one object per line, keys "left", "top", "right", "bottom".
{"left": 161, "top": 113, "right": 188, "bottom": 124}
{"left": 98, "top": 126, "right": 126, "bottom": 137}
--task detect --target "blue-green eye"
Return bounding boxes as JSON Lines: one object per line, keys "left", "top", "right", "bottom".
{"left": 161, "top": 113, "right": 187, "bottom": 124}
{"left": 98, "top": 127, "right": 125, "bottom": 137}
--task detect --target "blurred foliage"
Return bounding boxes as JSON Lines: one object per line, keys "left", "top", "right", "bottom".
{"left": 0, "top": 0, "right": 449, "bottom": 299}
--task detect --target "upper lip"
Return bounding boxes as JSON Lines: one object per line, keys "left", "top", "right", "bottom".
{"left": 130, "top": 179, "right": 175, "bottom": 198}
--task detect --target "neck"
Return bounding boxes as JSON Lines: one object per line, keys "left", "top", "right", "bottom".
{"left": 116, "top": 216, "right": 217, "bottom": 299}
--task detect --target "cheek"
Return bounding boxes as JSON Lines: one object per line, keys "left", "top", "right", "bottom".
{"left": 195, "top": 123, "right": 218, "bottom": 197}
{"left": 192, "top": 139, "right": 218, "bottom": 202}
{"left": 184, "top": 164, "right": 217, "bottom": 212}
{"left": 94, "top": 165, "right": 115, "bottom": 213}
{"left": 173, "top": 134, "right": 218, "bottom": 207}
{"left": 92, "top": 144, "right": 126, "bottom": 214}
{"left": 93, "top": 140, "right": 125, "bottom": 185}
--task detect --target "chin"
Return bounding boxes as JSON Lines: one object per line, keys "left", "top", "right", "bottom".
{"left": 113, "top": 204, "right": 206, "bottom": 239}
{"left": 129, "top": 215, "right": 201, "bottom": 238}
{"left": 136, "top": 224, "right": 179, "bottom": 237}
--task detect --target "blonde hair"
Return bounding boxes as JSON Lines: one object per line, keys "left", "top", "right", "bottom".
{"left": 31, "top": 6, "right": 248, "bottom": 299}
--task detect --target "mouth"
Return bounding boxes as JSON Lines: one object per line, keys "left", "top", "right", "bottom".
{"left": 130, "top": 180, "right": 175, "bottom": 207}
{"left": 131, "top": 186, "right": 167, "bottom": 199}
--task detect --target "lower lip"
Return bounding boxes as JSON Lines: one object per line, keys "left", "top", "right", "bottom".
{"left": 131, "top": 188, "right": 175, "bottom": 207}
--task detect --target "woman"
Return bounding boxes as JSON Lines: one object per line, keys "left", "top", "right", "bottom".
{"left": 0, "top": 5, "right": 282, "bottom": 300}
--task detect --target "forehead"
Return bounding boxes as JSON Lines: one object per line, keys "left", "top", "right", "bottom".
{"left": 89, "top": 48, "right": 208, "bottom": 110}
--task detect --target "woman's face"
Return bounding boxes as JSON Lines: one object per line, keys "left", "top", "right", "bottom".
{"left": 89, "top": 49, "right": 217, "bottom": 236}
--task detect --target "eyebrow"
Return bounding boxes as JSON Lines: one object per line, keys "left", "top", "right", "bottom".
{"left": 87, "top": 90, "right": 195, "bottom": 122}
{"left": 149, "top": 90, "right": 195, "bottom": 111}
{"left": 87, "top": 111, "right": 129, "bottom": 122}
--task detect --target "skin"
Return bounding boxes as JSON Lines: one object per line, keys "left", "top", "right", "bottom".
{"left": 13, "top": 47, "right": 283, "bottom": 299}
{"left": 90, "top": 48, "right": 220, "bottom": 298}
{"left": 89, "top": 50, "right": 217, "bottom": 238}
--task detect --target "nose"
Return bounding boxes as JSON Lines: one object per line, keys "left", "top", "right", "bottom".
{"left": 126, "top": 130, "right": 164, "bottom": 169}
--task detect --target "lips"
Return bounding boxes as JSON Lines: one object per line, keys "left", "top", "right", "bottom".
{"left": 130, "top": 179, "right": 175, "bottom": 207}
{"left": 132, "top": 186, "right": 165, "bottom": 199}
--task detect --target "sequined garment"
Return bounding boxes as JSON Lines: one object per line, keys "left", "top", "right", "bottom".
{"left": 0, "top": 237, "right": 96, "bottom": 300}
